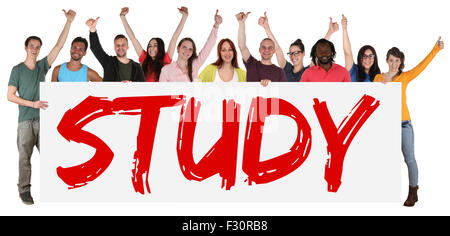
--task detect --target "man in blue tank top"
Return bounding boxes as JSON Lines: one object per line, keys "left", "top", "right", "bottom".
{"left": 51, "top": 37, "right": 102, "bottom": 82}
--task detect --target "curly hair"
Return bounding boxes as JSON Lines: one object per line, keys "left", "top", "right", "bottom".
{"left": 310, "top": 38, "right": 336, "bottom": 66}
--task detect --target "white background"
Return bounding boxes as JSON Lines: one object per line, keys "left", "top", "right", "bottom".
{"left": 1, "top": 0, "right": 449, "bottom": 215}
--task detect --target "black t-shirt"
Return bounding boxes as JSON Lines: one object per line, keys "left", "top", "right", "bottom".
{"left": 283, "top": 62, "right": 309, "bottom": 82}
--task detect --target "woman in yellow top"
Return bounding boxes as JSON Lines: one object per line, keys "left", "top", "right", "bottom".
{"left": 374, "top": 37, "right": 444, "bottom": 207}
{"left": 198, "top": 38, "right": 246, "bottom": 82}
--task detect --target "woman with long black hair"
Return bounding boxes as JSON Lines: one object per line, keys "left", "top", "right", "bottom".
{"left": 120, "top": 6, "right": 188, "bottom": 82}
{"left": 341, "top": 14, "right": 380, "bottom": 82}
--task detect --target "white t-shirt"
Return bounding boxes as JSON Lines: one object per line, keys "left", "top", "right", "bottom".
{"left": 214, "top": 69, "right": 239, "bottom": 82}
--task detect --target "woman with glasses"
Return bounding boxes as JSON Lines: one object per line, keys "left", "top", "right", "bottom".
{"left": 341, "top": 15, "right": 380, "bottom": 82}
{"left": 374, "top": 37, "right": 444, "bottom": 207}
{"left": 258, "top": 12, "right": 338, "bottom": 82}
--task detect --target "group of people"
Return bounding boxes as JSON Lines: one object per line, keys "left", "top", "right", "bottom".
{"left": 7, "top": 7, "right": 444, "bottom": 206}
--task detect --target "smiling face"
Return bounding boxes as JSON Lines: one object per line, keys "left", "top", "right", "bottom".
{"left": 315, "top": 42, "right": 332, "bottom": 65}
{"left": 259, "top": 39, "right": 275, "bottom": 61}
{"left": 220, "top": 41, "right": 234, "bottom": 63}
{"left": 361, "top": 49, "right": 375, "bottom": 71}
{"left": 177, "top": 40, "right": 194, "bottom": 61}
{"left": 387, "top": 54, "right": 402, "bottom": 73}
{"left": 70, "top": 42, "right": 87, "bottom": 61}
{"left": 147, "top": 39, "right": 159, "bottom": 59}
{"left": 114, "top": 38, "right": 129, "bottom": 58}
{"left": 25, "top": 39, "right": 41, "bottom": 59}
{"left": 288, "top": 45, "right": 304, "bottom": 66}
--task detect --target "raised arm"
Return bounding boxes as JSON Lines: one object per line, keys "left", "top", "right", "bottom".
{"left": 120, "top": 7, "right": 144, "bottom": 57}
{"left": 325, "top": 17, "right": 339, "bottom": 40}
{"left": 47, "top": 9, "right": 76, "bottom": 67}
{"left": 87, "top": 17, "right": 109, "bottom": 68}
{"left": 167, "top": 7, "right": 189, "bottom": 59}
{"left": 259, "top": 12, "right": 286, "bottom": 68}
{"left": 193, "top": 10, "right": 221, "bottom": 69}
{"left": 341, "top": 15, "right": 354, "bottom": 71}
{"left": 236, "top": 12, "right": 251, "bottom": 62}
{"left": 86, "top": 17, "right": 100, "bottom": 33}
{"left": 304, "top": 17, "right": 339, "bottom": 68}
{"left": 403, "top": 37, "right": 444, "bottom": 82}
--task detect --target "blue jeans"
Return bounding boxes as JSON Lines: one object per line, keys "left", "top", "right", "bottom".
{"left": 402, "top": 120, "right": 418, "bottom": 187}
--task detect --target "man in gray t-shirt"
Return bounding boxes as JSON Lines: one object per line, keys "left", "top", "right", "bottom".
{"left": 6, "top": 9, "right": 76, "bottom": 205}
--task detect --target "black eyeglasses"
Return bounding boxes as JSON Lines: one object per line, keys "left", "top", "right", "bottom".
{"left": 362, "top": 54, "right": 376, "bottom": 59}
{"left": 287, "top": 51, "right": 303, "bottom": 56}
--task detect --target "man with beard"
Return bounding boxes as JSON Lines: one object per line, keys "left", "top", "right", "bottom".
{"left": 300, "top": 39, "right": 350, "bottom": 82}
{"left": 86, "top": 17, "right": 145, "bottom": 82}
{"left": 51, "top": 37, "right": 102, "bottom": 82}
{"left": 236, "top": 12, "right": 286, "bottom": 86}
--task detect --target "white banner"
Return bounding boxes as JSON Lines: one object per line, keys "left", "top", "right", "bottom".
{"left": 40, "top": 82, "right": 401, "bottom": 202}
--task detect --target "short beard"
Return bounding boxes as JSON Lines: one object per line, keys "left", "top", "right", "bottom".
{"left": 318, "top": 57, "right": 332, "bottom": 65}
{"left": 70, "top": 55, "right": 82, "bottom": 61}
{"left": 116, "top": 52, "right": 127, "bottom": 58}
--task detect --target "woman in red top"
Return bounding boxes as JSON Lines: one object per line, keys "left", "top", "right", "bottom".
{"left": 120, "top": 6, "right": 188, "bottom": 82}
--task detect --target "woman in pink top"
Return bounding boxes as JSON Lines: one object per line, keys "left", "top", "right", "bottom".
{"left": 160, "top": 10, "right": 222, "bottom": 82}
{"left": 120, "top": 6, "right": 188, "bottom": 82}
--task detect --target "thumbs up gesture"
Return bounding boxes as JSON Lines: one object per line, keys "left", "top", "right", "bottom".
{"left": 86, "top": 17, "right": 100, "bottom": 32}
{"left": 214, "top": 9, "right": 223, "bottom": 27}
{"left": 437, "top": 36, "right": 444, "bottom": 50}
{"left": 63, "top": 9, "right": 76, "bottom": 22}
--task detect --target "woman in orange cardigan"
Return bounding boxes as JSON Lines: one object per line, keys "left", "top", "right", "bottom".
{"left": 374, "top": 37, "right": 444, "bottom": 207}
